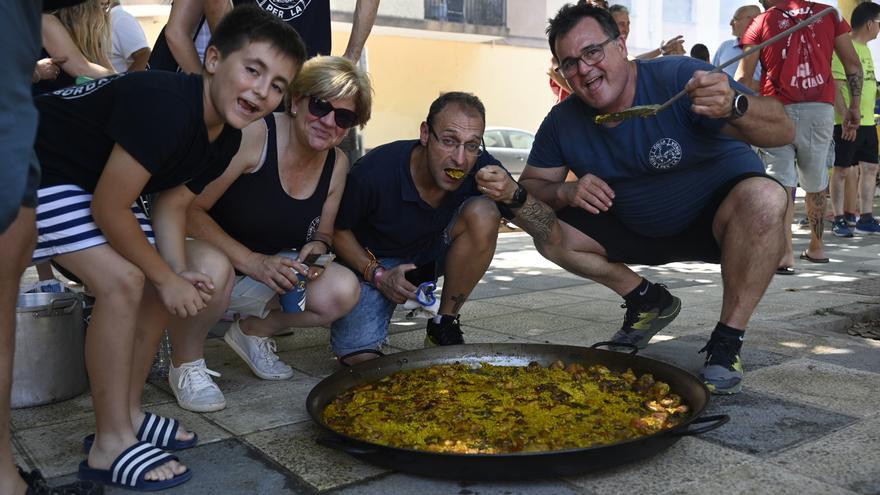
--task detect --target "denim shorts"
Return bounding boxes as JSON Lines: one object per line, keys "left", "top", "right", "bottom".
{"left": 328, "top": 196, "right": 478, "bottom": 356}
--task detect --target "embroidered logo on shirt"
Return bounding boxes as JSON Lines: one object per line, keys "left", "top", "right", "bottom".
{"left": 257, "top": 0, "right": 312, "bottom": 22}
{"left": 648, "top": 138, "right": 682, "bottom": 170}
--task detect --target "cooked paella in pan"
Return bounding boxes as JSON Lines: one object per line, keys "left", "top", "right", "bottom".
{"left": 322, "top": 360, "right": 690, "bottom": 454}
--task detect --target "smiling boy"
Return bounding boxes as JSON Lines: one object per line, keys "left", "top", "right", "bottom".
{"left": 31, "top": 6, "right": 305, "bottom": 491}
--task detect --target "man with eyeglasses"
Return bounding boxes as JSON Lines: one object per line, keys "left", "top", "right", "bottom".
{"left": 331, "top": 92, "right": 508, "bottom": 363}
{"left": 483, "top": 4, "right": 794, "bottom": 394}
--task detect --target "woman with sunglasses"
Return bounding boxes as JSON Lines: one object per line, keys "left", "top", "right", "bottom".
{"left": 164, "top": 56, "right": 372, "bottom": 412}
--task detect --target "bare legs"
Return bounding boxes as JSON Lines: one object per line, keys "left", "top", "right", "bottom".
{"left": 535, "top": 177, "right": 787, "bottom": 332}
{"left": 804, "top": 190, "right": 827, "bottom": 259}
{"left": 167, "top": 239, "right": 359, "bottom": 363}
{"left": 859, "top": 162, "right": 879, "bottom": 216}
{"left": 440, "top": 198, "right": 500, "bottom": 315}
{"left": 0, "top": 207, "right": 35, "bottom": 495}
{"left": 54, "top": 246, "right": 184, "bottom": 481}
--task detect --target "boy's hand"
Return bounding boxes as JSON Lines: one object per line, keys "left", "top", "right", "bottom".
{"left": 245, "top": 252, "right": 304, "bottom": 294}
{"left": 157, "top": 273, "right": 210, "bottom": 317}
{"left": 179, "top": 270, "right": 215, "bottom": 297}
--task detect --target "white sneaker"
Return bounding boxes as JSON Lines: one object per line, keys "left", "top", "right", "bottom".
{"left": 223, "top": 320, "right": 294, "bottom": 380}
{"left": 168, "top": 358, "right": 226, "bottom": 412}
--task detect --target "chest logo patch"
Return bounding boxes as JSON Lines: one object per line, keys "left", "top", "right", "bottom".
{"left": 257, "top": 0, "right": 312, "bottom": 22}
{"left": 648, "top": 138, "right": 682, "bottom": 170}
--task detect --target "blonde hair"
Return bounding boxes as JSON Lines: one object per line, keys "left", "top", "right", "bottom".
{"left": 287, "top": 56, "right": 374, "bottom": 129}
{"left": 53, "top": 0, "right": 111, "bottom": 68}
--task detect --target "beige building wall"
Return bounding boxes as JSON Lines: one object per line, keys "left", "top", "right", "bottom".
{"left": 332, "top": 32, "right": 556, "bottom": 150}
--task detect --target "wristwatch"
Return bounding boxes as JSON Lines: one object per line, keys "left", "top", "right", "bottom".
{"left": 729, "top": 91, "right": 749, "bottom": 120}
{"left": 504, "top": 182, "right": 528, "bottom": 209}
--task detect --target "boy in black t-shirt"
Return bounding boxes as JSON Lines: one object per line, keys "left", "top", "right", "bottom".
{"left": 32, "top": 6, "right": 305, "bottom": 491}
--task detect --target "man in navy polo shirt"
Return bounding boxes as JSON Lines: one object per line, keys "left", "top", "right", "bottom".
{"left": 331, "top": 92, "right": 505, "bottom": 365}
{"left": 513, "top": 5, "right": 794, "bottom": 394}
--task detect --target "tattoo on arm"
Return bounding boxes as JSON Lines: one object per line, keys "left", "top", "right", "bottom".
{"left": 512, "top": 195, "right": 557, "bottom": 242}
{"left": 451, "top": 294, "right": 467, "bottom": 313}
{"left": 846, "top": 71, "right": 863, "bottom": 98}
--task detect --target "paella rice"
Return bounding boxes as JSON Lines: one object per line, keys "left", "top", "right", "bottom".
{"left": 322, "top": 361, "right": 690, "bottom": 454}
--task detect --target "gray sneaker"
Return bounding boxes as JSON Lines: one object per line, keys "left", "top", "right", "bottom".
{"left": 224, "top": 320, "right": 294, "bottom": 380}
{"left": 609, "top": 285, "right": 681, "bottom": 349}
{"left": 698, "top": 336, "right": 744, "bottom": 395}
{"left": 168, "top": 358, "right": 226, "bottom": 412}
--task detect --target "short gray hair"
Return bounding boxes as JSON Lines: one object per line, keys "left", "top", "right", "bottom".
{"left": 608, "top": 4, "right": 629, "bottom": 15}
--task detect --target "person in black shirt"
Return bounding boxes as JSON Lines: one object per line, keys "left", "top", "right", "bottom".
{"left": 332, "top": 92, "right": 507, "bottom": 364}
{"left": 164, "top": 56, "right": 372, "bottom": 412}
{"left": 32, "top": 6, "right": 305, "bottom": 490}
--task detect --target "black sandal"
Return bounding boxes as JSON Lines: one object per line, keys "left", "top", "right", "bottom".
{"left": 337, "top": 349, "right": 385, "bottom": 367}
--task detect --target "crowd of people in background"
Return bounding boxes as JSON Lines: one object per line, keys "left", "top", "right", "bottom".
{"left": 2, "top": 0, "right": 880, "bottom": 493}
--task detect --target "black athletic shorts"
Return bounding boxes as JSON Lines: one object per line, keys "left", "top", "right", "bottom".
{"left": 556, "top": 172, "right": 781, "bottom": 265}
{"left": 833, "top": 125, "right": 878, "bottom": 168}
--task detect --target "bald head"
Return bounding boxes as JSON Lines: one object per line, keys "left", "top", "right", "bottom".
{"left": 731, "top": 5, "right": 761, "bottom": 37}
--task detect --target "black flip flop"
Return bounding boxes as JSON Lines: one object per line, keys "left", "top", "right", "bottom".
{"left": 338, "top": 349, "right": 385, "bottom": 367}
{"left": 775, "top": 266, "right": 795, "bottom": 275}
{"left": 800, "top": 251, "right": 830, "bottom": 263}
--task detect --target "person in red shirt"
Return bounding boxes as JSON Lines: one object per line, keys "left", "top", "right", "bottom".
{"left": 737, "top": 0, "right": 862, "bottom": 272}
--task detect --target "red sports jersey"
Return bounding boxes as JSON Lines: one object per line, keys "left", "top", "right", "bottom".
{"left": 742, "top": 1, "right": 850, "bottom": 105}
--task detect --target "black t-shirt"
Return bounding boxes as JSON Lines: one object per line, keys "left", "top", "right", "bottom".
{"left": 34, "top": 71, "right": 241, "bottom": 195}
{"left": 233, "top": 0, "right": 331, "bottom": 58}
{"left": 335, "top": 140, "right": 503, "bottom": 263}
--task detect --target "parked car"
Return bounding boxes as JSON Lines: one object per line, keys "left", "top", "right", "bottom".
{"left": 483, "top": 126, "right": 534, "bottom": 177}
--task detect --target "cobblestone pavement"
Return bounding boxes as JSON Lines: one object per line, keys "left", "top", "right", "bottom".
{"left": 13, "top": 197, "right": 880, "bottom": 494}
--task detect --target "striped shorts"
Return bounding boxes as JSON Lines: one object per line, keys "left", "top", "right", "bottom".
{"left": 33, "top": 185, "right": 155, "bottom": 263}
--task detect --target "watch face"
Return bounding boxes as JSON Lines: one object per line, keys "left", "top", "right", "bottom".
{"left": 735, "top": 94, "right": 748, "bottom": 115}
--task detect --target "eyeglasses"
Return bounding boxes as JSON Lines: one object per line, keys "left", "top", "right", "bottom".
{"left": 556, "top": 38, "right": 617, "bottom": 78}
{"left": 428, "top": 125, "right": 484, "bottom": 156}
{"left": 307, "top": 96, "right": 358, "bottom": 129}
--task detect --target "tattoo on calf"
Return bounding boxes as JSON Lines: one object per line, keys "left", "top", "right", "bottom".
{"left": 451, "top": 294, "right": 467, "bottom": 313}
{"left": 806, "top": 192, "right": 826, "bottom": 241}
{"left": 513, "top": 196, "right": 557, "bottom": 242}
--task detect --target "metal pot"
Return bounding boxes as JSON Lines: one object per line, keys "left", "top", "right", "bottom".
{"left": 306, "top": 342, "right": 728, "bottom": 480}
{"left": 12, "top": 292, "right": 88, "bottom": 408}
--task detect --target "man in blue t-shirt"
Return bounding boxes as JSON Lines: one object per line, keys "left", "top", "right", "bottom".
{"left": 331, "top": 92, "right": 507, "bottom": 365}
{"left": 499, "top": 5, "right": 794, "bottom": 394}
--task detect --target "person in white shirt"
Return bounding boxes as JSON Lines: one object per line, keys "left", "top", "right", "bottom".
{"left": 106, "top": 0, "right": 150, "bottom": 72}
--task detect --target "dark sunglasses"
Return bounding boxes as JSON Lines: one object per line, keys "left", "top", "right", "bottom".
{"left": 307, "top": 96, "right": 358, "bottom": 129}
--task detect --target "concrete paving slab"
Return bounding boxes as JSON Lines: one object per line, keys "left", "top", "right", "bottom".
{"left": 467, "top": 310, "right": 590, "bottom": 337}
{"left": 699, "top": 390, "right": 857, "bottom": 456}
{"left": 479, "top": 291, "right": 588, "bottom": 310}
{"left": 637, "top": 335, "right": 794, "bottom": 377}
{"left": 468, "top": 281, "right": 532, "bottom": 300}
{"left": 15, "top": 416, "right": 93, "bottom": 477}
{"left": 662, "top": 460, "right": 859, "bottom": 495}
{"left": 204, "top": 376, "right": 320, "bottom": 435}
{"left": 245, "top": 421, "right": 389, "bottom": 492}
{"left": 11, "top": 383, "right": 171, "bottom": 431}
{"left": 50, "top": 439, "right": 314, "bottom": 494}
{"left": 278, "top": 345, "right": 342, "bottom": 378}
{"left": 747, "top": 359, "right": 880, "bottom": 418}
{"left": 770, "top": 417, "right": 880, "bottom": 495}
{"left": 330, "top": 475, "right": 585, "bottom": 495}
{"left": 387, "top": 326, "right": 532, "bottom": 351}
{"left": 457, "top": 299, "right": 527, "bottom": 320}
{"left": 565, "top": 437, "right": 754, "bottom": 495}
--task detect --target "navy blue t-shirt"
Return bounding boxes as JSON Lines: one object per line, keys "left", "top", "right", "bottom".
{"left": 529, "top": 57, "right": 764, "bottom": 238}
{"left": 335, "top": 139, "right": 502, "bottom": 263}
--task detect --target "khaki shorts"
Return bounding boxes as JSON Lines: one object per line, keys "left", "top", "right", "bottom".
{"left": 761, "top": 102, "right": 833, "bottom": 192}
